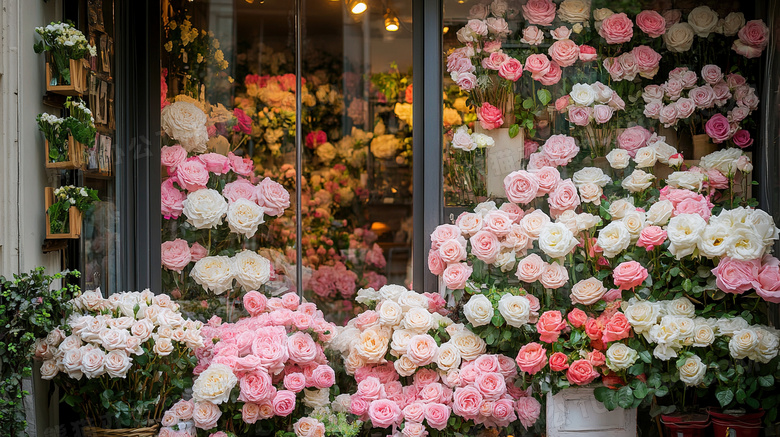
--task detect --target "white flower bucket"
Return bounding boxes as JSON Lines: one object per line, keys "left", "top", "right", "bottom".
{"left": 546, "top": 387, "right": 637, "bottom": 437}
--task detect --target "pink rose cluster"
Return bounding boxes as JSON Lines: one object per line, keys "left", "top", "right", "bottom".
{"left": 602, "top": 45, "right": 662, "bottom": 81}
{"left": 524, "top": 53, "right": 562, "bottom": 85}
{"left": 161, "top": 292, "right": 338, "bottom": 433}
{"left": 561, "top": 82, "right": 624, "bottom": 128}
{"left": 660, "top": 186, "right": 715, "bottom": 220}
{"left": 732, "top": 20, "right": 769, "bottom": 59}
{"left": 161, "top": 239, "right": 208, "bottom": 272}
{"left": 526, "top": 134, "right": 580, "bottom": 169}
{"left": 713, "top": 255, "right": 780, "bottom": 303}
{"left": 307, "top": 262, "right": 359, "bottom": 299}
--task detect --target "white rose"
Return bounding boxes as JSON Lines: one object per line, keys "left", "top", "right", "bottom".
{"left": 191, "top": 256, "right": 234, "bottom": 295}
{"left": 397, "top": 290, "right": 429, "bottom": 312}
{"left": 153, "top": 336, "right": 174, "bottom": 356}
{"left": 692, "top": 322, "right": 715, "bottom": 347}
{"left": 99, "top": 328, "right": 129, "bottom": 351}
{"left": 232, "top": 250, "right": 271, "bottom": 291}
{"left": 394, "top": 355, "right": 418, "bottom": 377}
{"left": 606, "top": 343, "right": 638, "bottom": 371}
{"left": 729, "top": 329, "right": 758, "bottom": 359}
{"left": 697, "top": 223, "right": 730, "bottom": 258}
{"left": 718, "top": 317, "right": 749, "bottom": 336}
{"left": 699, "top": 148, "right": 742, "bottom": 175}
{"left": 193, "top": 364, "right": 238, "bottom": 405}
{"left": 303, "top": 388, "right": 330, "bottom": 408}
{"left": 464, "top": 295, "right": 494, "bottom": 327}
{"left": 625, "top": 301, "right": 660, "bottom": 334}
{"left": 79, "top": 290, "right": 106, "bottom": 311}
{"left": 379, "top": 284, "right": 407, "bottom": 301}
{"left": 576, "top": 213, "right": 600, "bottom": 232}
{"left": 436, "top": 342, "right": 462, "bottom": 371}
{"left": 722, "top": 12, "right": 745, "bottom": 36}
{"left": 62, "top": 348, "right": 85, "bottom": 379}
{"left": 104, "top": 350, "right": 133, "bottom": 378}
{"left": 403, "top": 307, "right": 434, "bottom": 333}
{"left": 497, "top": 294, "right": 531, "bottom": 327}
{"left": 332, "top": 394, "right": 352, "bottom": 413}
{"left": 687, "top": 6, "right": 719, "bottom": 37}
{"left": 572, "top": 167, "right": 611, "bottom": 187}
{"left": 81, "top": 348, "right": 106, "bottom": 378}
{"left": 606, "top": 148, "right": 630, "bottom": 169}
{"left": 622, "top": 210, "right": 646, "bottom": 239}
{"left": 725, "top": 227, "right": 765, "bottom": 261}
{"left": 645, "top": 200, "right": 674, "bottom": 226}
{"left": 40, "top": 359, "right": 59, "bottom": 380}
{"left": 664, "top": 23, "right": 695, "bottom": 53}
{"left": 355, "top": 287, "right": 382, "bottom": 305}
{"left": 558, "top": 0, "right": 590, "bottom": 23}
{"left": 650, "top": 141, "right": 677, "bottom": 164}
{"left": 378, "top": 300, "right": 404, "bottom": 327}
{"left": 622, "top": 169, "right": 655, "bottom": 193}
{"left": 597, "top": 221, "right": 631, "bottom": 258}
{"left": 666, "top": 297, "right": 696, "bottom": 317}
{"left": 754, "top": 327, "right": 780, "bottom": 363}
{"left": 608, "top": 198, "right": 635, "bottom": 220}
{"left": 538, "top": 223, "right": 578, "bottom": 259}
{"left": 633, "top": 147, "right": 657, "bottom": 168}
{"left": 390, "top": 329, "right": 414, "bottom": 356}
{"left": 449, "top": 330, "right": 486, "bottom": 361}
{"left": 678, "top": 355, "right": 706, "bottom": 386}
{"left": 226, "top": 199, "right": 266, "bottom": 238}
{"left": 748, "top": 209, "right": 780, "bottom": 247}
{"left": 472, "top": 133, "right": 495, "bottom": 148}
{"left": 570, "top": 278, "right": 607, "bottom": 305}
{"left": 162, "top": 101, "right": 208, "bottom": 154}
{"left": 667, "top": 214, "right": 707, "bottom": 259}
{"left": 183, "top": 189, "right": 229, "bottom": 229}
{"left": 570, "top": 83, "right": 596, "bottom": 106}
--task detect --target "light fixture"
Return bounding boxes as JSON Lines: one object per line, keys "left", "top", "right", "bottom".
{"left": 442, "top": 26, "right": 449, "bottom": 34}
{"left": 347, "top": 0, "right": 367, "bottom": 14}
{"left": 384, "top": 9, "right": 399, "bottom": 31}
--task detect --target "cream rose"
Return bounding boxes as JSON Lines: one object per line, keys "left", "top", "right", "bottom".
{"left": 153, "top": 337, "right": 174, "bottom": 356}
{"left": 403, "top": 307, "right": 434, "bottom": 333}
{"left": 232, "top": 250, "right": 271, "bottom": 291}
{"left": 650, "top": 141, "right": 678, "bottom": 164}
{"left": 520, "top": 210, "right": 551, "bottom": 239}
{"left": 40, "top": 359, "right": 59, "bottom": 379}
{"left": 406, "top": 334, "right": 438, "bottom": 366}
{"left": 633, "top": 147, "right": 657, "bottom": 168}
{"left": 622, "top": 210, "right": 646, "bottom": 238}
{"left": 570, "top": 278, "right": 607, "bottom": 305}
{"left": 557, "top": 0, "right": 589, "bottom": 23}
{"left": 622, "top": 169, "right": 655, "bottom": 193}
{"left": 378, "top": 301, "right": 403, "bottom": 327}
{"left": 645, "top": 200, "right": 674, "bottom": 226}
{"left": 303, "top": 389, "right": 330, "bottom": 408}
{"left": 606, "top": 148, "right": 630, "bottom": 169}
{"left": 666, "top": 171, "right": 706, "bottom": 192}
{"left": 667, "top": 214, "right": 707, "bottom": 259}
{"left": 625, "top": 300, "right": 660, "bottom": 334}
{"left": 729, "top": 329, "right": 758, "bottom": 359}
{"left": 664, "top": 23, "right": 695, "bottom": 52}
{"left": 162, "top": 101, "right": 208, "bottom": 153}
{"left": 497, "top": 294, "right": 531, "bottom": 327}
{"left": 666, "top": 297, "right": 696, "bottom": 317}
{"left": 678, "top": 355, "right": 706, "bottom": 386}
{"left": 687, "top": 6, "right": 719, "bottom": 37}
{"left": 692, "top": 322, "right": 715, "bottom": 347}
{"left": 579, "top": 184, "right": 603, "bottom": 205}
{"left": 183, "top": 189, "right": 229, "bottom": 230}
{"left": 754, "top": 327, "right": 780, "bottom": 363}
{"left": 436, "top": 342, "right": 462, "bottom": 371}
{"left": 450, "top": 330, "right": 487, "bottom": 361}
{"left": 572, "top": 167, "right": 611, "bottom": 187}
{"left": 192, "top": 364, "right": 238, "bottom": 405}
{"left": 390, "top": 329, "right": 414, "bottom": 356}
{"left": 104, "top": 350, "right": 133, "bottom": 378}
{"left": 394, "top": 354, "right": 418, "bottom": 377}
{"left": 355, "top": 328, "right": 390, "bottom": 363}
{"left": 226, "top": 199, "right": 265, "bottom": 238}
{"left": 570, "top": 83, "right": 596, "bottom": 106}
{"left": 191, "top": 256, "right": 234, "bottom": 295}
{"left": 538, "top": 223, "right": 578, "bottom": 259}
{"left": 597, "top": 221, "right": 631, "bottom": 258}
{"left": 464, "top": 294, "right": 494, "bottom": 327}
{"left": 606, "top": 343, "right": 638, "bottom": 371}
{"left": 722, "top": 12, "right": 745, "bottom": 37}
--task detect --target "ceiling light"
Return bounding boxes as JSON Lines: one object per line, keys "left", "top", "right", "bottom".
{"left": 384, "top": 9, "right": 400, "bottom": 31}
{"left": 443, "top": 26, "right": 449, "bottom": 34}
{"left": 347, "top": 0, "right": 367, "bottom": 14}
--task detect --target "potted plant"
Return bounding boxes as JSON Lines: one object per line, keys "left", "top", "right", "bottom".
{"left": 1, "top": 268, "right": 81, "bottom": 437}
{"left": 38, "top": 97, "right": 97, "bottom": 169}
{"left": 34, "top": 21, "right": 95, "bottom": 95}
{"left": 45, "top": 185, "right": 99, "bottom": 239}
{"left": 35, "top": 289, "right": 202, "bottom": 435}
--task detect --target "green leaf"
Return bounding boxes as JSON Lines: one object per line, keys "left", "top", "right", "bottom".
{"left": 617, "top": 386, "right": 634, "bottom": 409}
{"left": 633, "top": 382, "right": 649, "bottom": 399}
{"left": 639, "top": 350, "right": 652, "bottom": 364}
{"left": 508, "top": 124, "right": 520, "bottom": 138}
{"left": 758, "top": 375, "right": 774, "bottom": 387}
{"left": 595, "top": 387, "right": 617, "bottom": 411}
{"left": 537, "top": 89, "right": 552, "bottom": 106}
{"left": 655, "top": 385, "right": 669, "bottom": 397}
{"left": 736, "top": 388, "right": 747, "bottom": 403}
{"left": 683, "top": 278, "right": 692, "bottom": 292}
{"left": 522, "top": 98, "right": 534, "bottom": 110}
{"left": 716, "top": 389, "right": 734, "bottom": 407}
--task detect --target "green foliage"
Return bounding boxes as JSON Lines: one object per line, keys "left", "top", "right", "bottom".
{"left": 47, "top": 185, "right": 99, "bottom": 234}
{"left": 0, "top": 268, "right": 80, "bottom": 437}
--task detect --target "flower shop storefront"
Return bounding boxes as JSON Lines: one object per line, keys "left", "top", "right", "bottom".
{"left": 7, "top": 0, "right": 780, "bottom": 436}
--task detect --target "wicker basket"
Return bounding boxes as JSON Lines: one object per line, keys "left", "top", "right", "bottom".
{"left": 82, "top": 425, "right": 159, "bottom": 437}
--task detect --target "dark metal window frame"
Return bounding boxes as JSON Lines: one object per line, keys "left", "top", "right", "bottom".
{"left": 116, "top": 0, "right": 444, "bottom": 293}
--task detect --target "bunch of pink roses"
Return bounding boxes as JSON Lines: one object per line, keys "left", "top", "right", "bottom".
{"left": 602, "top": 45, "right": 662, "bottom": 81}
{"left": 159, "top": 291, "right": 339, "bottom": 435}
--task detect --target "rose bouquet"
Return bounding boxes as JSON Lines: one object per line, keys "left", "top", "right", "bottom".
{"left": 33, "top": 21, "right": 96, "bottom": 86}
{"left": 330, "top": 285, "right": 543, "bottom": 435}
{"left": 35, "top": 290, "right": 202, "bottom": 430}
{"left": 556, "top": 82, "right": 625, "bottom": 157}
{"left": 157, "top": 292, "right": 340, "bottom": 436}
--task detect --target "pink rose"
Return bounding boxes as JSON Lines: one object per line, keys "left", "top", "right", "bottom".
{"left": 548, "top": 180, "right": 581, "bottom": 218}
{"left": 548, "top": 39, "right": 579, "bottom": 67}
{"left": 675, "top": 98, "right": 695, "bottom": 119}
{"left": 733, "top": 129, "right": 753, "bottom": 148}
{"left": 587, "top": 350, "right": 606, "bottom": 367}
{"left": 492, "top": 399, "right": 517, "bottom": 427}
{"left": 442, "top": 263, "right": 472, "bottom": 290}
{"left": 579, "top": 45, "right": 597, "bottom": 62}
{"left": 538, "top": 61, "right": 562, "bottom": 86}
{"left": 192, "top": 401, "right": 222, "bottom": 430}
{"left": 664, "top": 78, "right": 683, "bottom": 100}
{"left": 567, "top": 106, "right": 592, "bottom": 127}
{"left": 312, "top": 364, "right": 335, "bottom": 389}
{"left": 705, "top": 114, "right": 732, "bottom": 143}
{"left": 643, "top": 102, "right": 662, "bottom": 119}
{"left": 239, "top": 371, "right": 275, "bottom": 403}
{"left": 176, "top": 159, "right": 209, "bottom": 192}
{"left": 659, "top": 104, "right": 679, "bottom": 127}
{"left": 549, "top": 352, "right": 570, "bottom": 371}
{"left": 467, "top": 19, "right": 488, "bottom": 36}
{"left": 477, "top": 102, "right": 504, "bottom": 130}
{"left": 632, "top": 46, "right": 661, "bottom": 78}
{"left": 349, "top": 396, "right": 369, "bottom": 417}
{"left": 701, "top": 64, "right": 723, "bottom": 85}
{"left": 534, "top": 166, "right": 561, "bottom": 194}
{"left": 520, "top": 26, "right": 544, "bottom": 46}
{"left": 357, "top": 377, "right": 385, "bottom": 401}
{"left": 424, "top": 403, "right": 451, "bottom": 431}
{"left": 521, "top": 0, "right": 556, "bottom": 26}
{"left": 690, "top": 85, "right": 715, "bottom": 109}
{"left": 486, "top": 17, "right": 510, "bottom": 36}
{"left": 550, "top": 26, "right": 572, "bottom": 41}
{"left": 403, "top": 402, "right": 425, "bottom": 423}
{"left": 713, "top": 82, "right": 732, "bottom": 105}
{"left": 567, "top": 308, "right": 587, "bottom": 328}
{"left": 161, "top": 145, "right": 188, "bottom": 171}
{"left": 287, "top": 332, "right": 318, "bottom": 364}
{"left": 663, "top": 10, "right": 681, "bottom": 29}
{"left": 536, "top": 310, "right": 566, "bottom": 343}
{"left": 525, "top": 139, "right": 540, "bottom": 159}
{"left": 542, "top": 135, "right": 579, "bottom": 166}
{"left": 448, "top": 55, "right": 476, "bottom": 75}
{"left": 161, "top": 239, "right": 192, "bottom": 272}
{"left": 242, "top": 402, "right": 261, "bottom": 424}
{"left": 636, "top": 10, "right": 666, "bottom": 38}
{"left": 504, "top": 170, "right": 539, "bottom": 204}
{"left": 599, "top": 13, "right": 634, "bottom": 44}
{"left": 566, "top": 359, "right": 599, "bottom": 385}
{"left": 515, "top": 254, "right": 544, "bottom": 283}
{"left": 499, "top": 202, "right": 525, "bottom": 223}
{"left": 498, "top": 58, "right": 523, "bottom": 81}
{"left": 428, "top": 249, "right": 446, "bottom": 275}
{"left": 171, "top": 399, "right": 195, "bottom": 420}
{"left": 637, "top": 226, "right": 667, "bottom": 251}
{"left": 483, "top": 40, "right": 502, "bottom": 53}
{"left": 475, "top": 372, "right": 507, "bottom": 400}
{"left": 524, "top": 54, "right": 551, "bottom": 80}
{"left": 223, "top": 178, "right": 258, "bottom": 203}
{"left": 198, "top": 153, "right": 231, "bottom": 175}
{"left": 161, "top": 179, "right": 186, "bottom": 219}
{"left": 616, "top": 53, "right": 638, "bottom": 81}
{"left": 593, "top": 105, "right": 614, "bottom": 124}
{"left": 613, "top": 261, "right": 648, "bottom": 290}
{"left": 439, "top": 239, "right": 467, "bottom": 264}
{"left": 255, "top": 177, "right": 290, "bottom": 217}
{"left": 190, "top": 242, "right": 208, "bottom": 261}
{"left": 470, "top": 231, "right": 501, "bottom": 264}
{"left": 228, "top": 152, "right": 254, "bottom": 176}
{"left": 602, "top": 313, "right": 631, "bottom": 343}
{"left": 756, "top": 264, "right": 780, "bottom": 303}
{"left": 430, "top": 224, "right": 462, "bottom": 250}
{"left": 284, "top": 372, "right": 307, "bottom": 392}
{"left": 712, "top": 257, "right": 760, "bottom": 294}
{"left": 481, "top": 52, "right": 509, "bottom": 70}
{"left": 555, "top": 95, "right": 570, "bottom": 113}
{"left": 483, "top": 211, "right": 513, "bottom": 237}
{"left": 515, "top": 396, "right": 541, "bottom": 429}
{"left": 272, "top": 390, "right": 296, "bottom": 416}
{"left": 515, "top": 342, "right": 547, "bottom": 374}
{"left": 737, "top": 20, "right": 769, "bottom": 50}
{"left": 675, "top": 197, "right": 713, "bottom": 220}
{"left": 368, "top": 399, "right": 401, "bottom": 428}
{"left": 617, "top": 126, "right": 651, "bottom": 157}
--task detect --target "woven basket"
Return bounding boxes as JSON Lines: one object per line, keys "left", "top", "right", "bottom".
{"left": 82, "top": 425, "right": 159, "bottom": 437}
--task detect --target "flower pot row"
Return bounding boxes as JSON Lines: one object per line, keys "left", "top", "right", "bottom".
{"left": 661, "top": 409, "right": 764, "bottom": 437}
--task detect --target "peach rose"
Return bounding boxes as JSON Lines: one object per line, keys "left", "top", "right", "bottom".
{"left": 566, "top": 359, "right": 599, "bottom": 385}
{"left": 524, "top": 54, "right": 551, "bottom": 80}
{"left": 570, "top": 277, "right": 607, "bottom": 305}
{"left": 521, "top": 0, "right": 556, "bottom": 26}
{"left": 515, "top": 254, "right": 545, "bottom": 282}
{"left": 548, "top": 39, "right": 579, "bottom": 67}
{"left": 443, "top": 263, "right": 472, "bottom": 290}
{"left": 515, "top": 342, "right": 547, "bottom": 374}
{"left": 536, "top": 310, "right": 566, "bottom": 343}
{"left": 599, "top": 13, "right": 633, "bottom": 44}
{"left": 636, "top": 10, "right": 666, "bottom": 38}
{"left": 549, "top": 352, "right": 570, "bottom": 371}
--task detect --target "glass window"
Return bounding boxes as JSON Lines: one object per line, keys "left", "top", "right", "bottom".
{"left": 159, "top": 0, "right": 412, "bottom": 323}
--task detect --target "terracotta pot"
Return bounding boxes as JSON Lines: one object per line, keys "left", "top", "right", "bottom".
{"left": 709, "top": 409, "right": 764, "bottom": 437}
{"left": 692, "top": 134, "right": 718, "bottom": 160}
{"left": 660, "top": 413, "right": 710, "bottom": 437}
